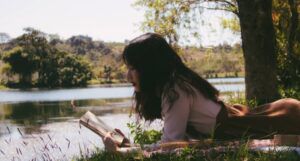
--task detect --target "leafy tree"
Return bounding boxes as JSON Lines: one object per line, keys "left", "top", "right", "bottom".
{"left": 37, "top": 49, "right": 61, "bottom": 87}
{"left": 57, "top": 53, "right": 92, "bottom": 87}
{"left": 135, "top": 0, "right": 282, "bottom": 104}
{"left": 2, "top": 46, "right": 37, "bottom": 85}
{"left": 187, "top": 47, "right": 243, "bottom": 78}
{"left": 37, "top": 50, "right": 93, "bottom": 87}
{"left": 3, "top": 28, "right": 52, "bottom": 86}
{"left": 66, "top": 35, "right": 94, "bottom": 55}
{"left": 273, "top": 0, "right": 300, "bottom": 93}
{"left": 1, "top": 28, "right": 93, "bottom": 88}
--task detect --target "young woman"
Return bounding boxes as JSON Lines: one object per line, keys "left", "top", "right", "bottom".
{"left": 103, "top": 33, "right": 300, "bottom": 151}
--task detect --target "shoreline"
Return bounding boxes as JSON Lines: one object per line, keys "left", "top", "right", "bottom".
{"left": 0, "top": 77, "right": 245, "bottom": 91}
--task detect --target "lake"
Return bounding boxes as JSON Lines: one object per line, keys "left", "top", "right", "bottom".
{"left": 0, "top": 78, "right": 244, "bottom": 160}
{"left": 0, "top": 78, "right": 244, "bottom": 103}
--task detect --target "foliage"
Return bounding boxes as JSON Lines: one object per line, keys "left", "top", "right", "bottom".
{"left": 127, "top": 121, "right": 162, "bottom": 146}
{"left": 186, "top": 46, "right": 244, "bottom": 78}
{"left": 226, "top": 93, "right": 258, "bottom": 109}
{"left": 0, "top": 28, "right": 93, "bottom": 88}
{"left": 2, "top": 46, "right": 37, "bottom": 85}
{"left": 279, "top": 86, "right": 300, "bottom": 99}
{"left": 59, "top": 53, "right": 92, "bottom": 87}
{"left": 134, "top": 0, "right": 238, "bottom": 46}
{"left": 53, "top": 36, "right": 126, "bottom": 84}
{"left": 38, "top": 51, "right": 92, "bottom": 87}
{"left": 273, "top": 0, "right": 300, "bottom": 93}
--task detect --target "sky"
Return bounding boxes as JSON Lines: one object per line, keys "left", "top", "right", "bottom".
{"left": 0, "top": 0, "right": 241, "bottom": 46}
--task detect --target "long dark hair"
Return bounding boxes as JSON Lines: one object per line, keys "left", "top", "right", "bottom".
{"left": 122, "top": 33, "right": 219, "bottom": 121}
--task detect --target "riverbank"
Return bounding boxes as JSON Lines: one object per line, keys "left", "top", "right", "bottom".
{"left": 0, "top": 77, "right": 245, "bottom": 91}
{"left": 0, "top": 83, "right": 131, "bottom": 91}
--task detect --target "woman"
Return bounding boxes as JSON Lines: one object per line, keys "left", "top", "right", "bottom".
{"left": 103, "top": 33, "right": 300, "bottom": 151}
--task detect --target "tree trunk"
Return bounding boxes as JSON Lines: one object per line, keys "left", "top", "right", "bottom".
{"left": 237, "top": 0, "right": 280, "bottom": 105}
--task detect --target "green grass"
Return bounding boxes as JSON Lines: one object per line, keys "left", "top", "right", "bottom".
{"left": 76, "top": 146, "right": 300, "bottom": 161}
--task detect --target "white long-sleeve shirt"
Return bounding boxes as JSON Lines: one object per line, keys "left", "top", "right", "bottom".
{"left": 160, "top": 84, "right": 221, "bottom": 142}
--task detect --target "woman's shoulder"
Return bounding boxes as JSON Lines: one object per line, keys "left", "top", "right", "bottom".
{"left": 162, "top": 79, "right": 189, "bottom": 99}
{"left": 161, "top": 80, "right": 197, "bottom": 109}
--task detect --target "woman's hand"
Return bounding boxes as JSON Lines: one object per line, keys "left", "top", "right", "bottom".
{"left": 102, "top": 132, "right": 119, "bottom": 152}
{"left": 115, "top": 128, "right": 130, "bottom": 147}
{"left": 102, "top": 129, "right": 131, "bottom": 152}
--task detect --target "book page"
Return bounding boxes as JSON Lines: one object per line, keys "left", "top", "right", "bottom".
{"left": 79, "top": 111, "right": 125, "bottom": 145}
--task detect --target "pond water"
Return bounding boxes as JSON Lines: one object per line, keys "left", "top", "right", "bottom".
{"left": 0, "top": 77, "right": 244, "bottom": 103}
{"left": 0, "top": 78, "right": 244, "bottom": 160}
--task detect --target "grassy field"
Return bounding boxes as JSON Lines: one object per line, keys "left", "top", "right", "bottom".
{"left": 76, "top": 146, "right": 300, "bottom": 161}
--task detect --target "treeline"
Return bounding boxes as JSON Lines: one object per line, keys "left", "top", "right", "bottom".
{"left": 0, "top": 28, "right": 244, "bottom": 88}
{"left": 0, "top": 28, "right": 93, "bottom": 88}
{"left": 183, "top": 45, "right": 244, "bottom": 78}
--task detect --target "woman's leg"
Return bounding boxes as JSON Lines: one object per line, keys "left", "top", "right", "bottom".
{"left": 244, "top": 98, "right": 300, "bottom": 135}
{"left": 215, "top": 98, "right": 300, "bottom": 139}
{"left": 249, "top": 98, "right": 300, "bottom": 118}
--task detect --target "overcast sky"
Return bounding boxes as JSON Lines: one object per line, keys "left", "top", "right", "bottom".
{"left": 0, "top": 0, "right": 240, "bottom": 46}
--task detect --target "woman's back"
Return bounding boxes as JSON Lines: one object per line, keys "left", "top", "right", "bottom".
{"left": 161, "top": 82, "right": 221, "bottom": 142}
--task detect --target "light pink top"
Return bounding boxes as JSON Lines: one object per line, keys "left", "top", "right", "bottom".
{"left": 160, "top": 84, "right": 221, "bottom": 142}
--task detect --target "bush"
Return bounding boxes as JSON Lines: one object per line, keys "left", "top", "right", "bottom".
{"left": 127, "top": 121, "right": 162, "bottom": 146}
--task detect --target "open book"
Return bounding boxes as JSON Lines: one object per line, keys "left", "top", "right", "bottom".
{"left": 79, "top": 111, "right": 126, "bottom": 146}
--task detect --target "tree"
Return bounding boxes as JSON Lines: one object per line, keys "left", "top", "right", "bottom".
{"left": 57, "top": 52, "right": 93, "bottom": 87}
{"left": 1, "top": 28, "right": 93, "bottom": 88}
{"left": 10, "top": 28, "right": 61, "bottom": 87}
{"left": 66, "top": 35, "right": 94, "bottom": 55}
{"left": 135, "top": 0, "right": 281, "bottom": 104}
{"left": 237, "top": 0, "right": 280, "bottom": 104}
{"left": 273, "top": 0, "right": 300, "bottom": 93}
{"left": 2, "top": 46, "right": 37, "bottom": 85}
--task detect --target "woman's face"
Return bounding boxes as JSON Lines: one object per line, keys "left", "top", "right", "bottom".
{"left": 126, "top": 65, "right": 140, "bottom": 92}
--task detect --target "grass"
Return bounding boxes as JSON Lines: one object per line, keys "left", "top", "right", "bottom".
{"left": 76, "top": 145, "right": 300, "bottom": 161}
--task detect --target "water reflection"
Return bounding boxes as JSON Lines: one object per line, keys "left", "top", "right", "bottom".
{"left": 2, "top": 102, "right": 73, "bottom": 124}
{"left": 0, "top": 98, "right": 132, "bottom": 123}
